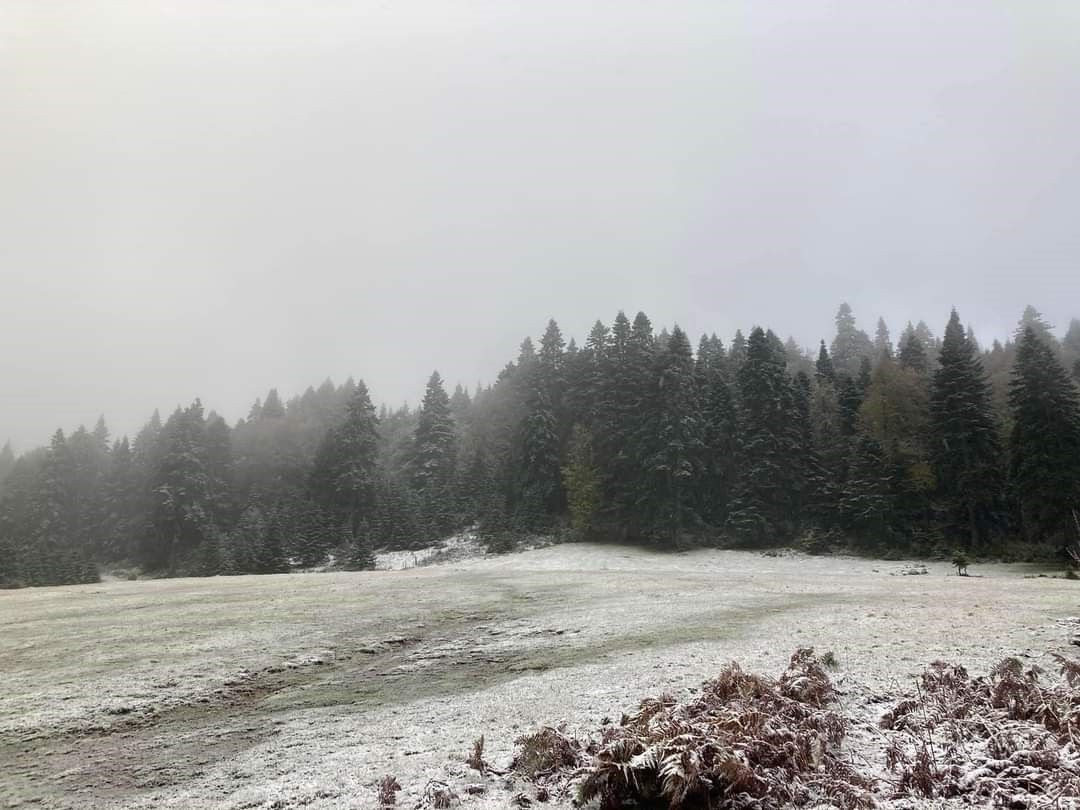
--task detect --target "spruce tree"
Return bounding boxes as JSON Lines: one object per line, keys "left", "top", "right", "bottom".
{"left": 830, "top": 303, "right": 874, "bottom": 377}
{"left": 697, "top": 341, "right": 736, "bottom": 528}
{"left": 562, "top": 425, "right": 600, "bottom": 540}
{"left": 815, "top": 341, "right": 836, "bottom": 384}
{"left": 261, "top": 388, "right": 286, "bottom": 419}
{"left": 411, "top": 371, "right": 457, "bottom": 495}
{"left": 148, "top": 402, "right": 224, "bottom": 574}
{"left": 1008, "top": 326, "right": 1080, "bottom": 546}
{"left": 310, "top": 380, "right": 380, "bottom": 540}
{"left": 344, "top": 522, "right": 377, "bottom": 571}
{"left": 929, "top": 310, "right": 1003, "bottom": 549}
{"left": 514, "top": 381, "right": 561, "bottom": 530}
{"left": 729, "top": 329, "right": 747, "bottom": 371}
{"left": 727, "top": 328, "right": 800, "bottom": 544}
{"left": 638, "top": 326, "right": 702, "bottom": 545}
{"left": 898, "top": 332, "right": 929, "bottom": 374}
{"left": 874, "top": 317, "right": 893, "bottom": 360}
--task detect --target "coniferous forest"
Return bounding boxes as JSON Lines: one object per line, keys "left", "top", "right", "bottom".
{"left": 2, "top": 303, "right": 1080, "bottom": 588}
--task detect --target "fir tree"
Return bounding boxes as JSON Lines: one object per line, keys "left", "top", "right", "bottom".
{"left": 815, "top": 341, "right": 836, "bottom": 384}
{"left": 898, "top": 332, "right": 929, "bottom": 374}
{"left": 411, "top": 371, "right": 457, "bottom": 493}
{"left": 638, "top": 326, "right": 702, "bottom": 545}
{"left": 343, "top": 522, "right": 377, "bottom": 571}
{"left": 562, "top": 425, "right": 600, "bottom": 540}
{"left": 310, "top": 380, "right": 380, "bottom": 540}
{"left": 697, "top": 343, "right": 737, "bottom": 527}
{"left": 929, "top": 310, "right": 1003, "bottom": 549}
{"left": 830, "top": 303, "right": 874, "bottom": 376}
{"left": 514, "top": 381, "right": 561, "bottom": 530}
{"left": 727, "top": 328, "right": 800, "bottom": 544}
{"left": 261, "top": 389, "right": 286, "bottom": 419}
{"left": 1008, "top": 326, "right": 1080, "bottom": 546}
{"left": 729, "top": 329, "right": 747, "bottom": 371}
{"left": 874, "top": 317, "right": 893, "bottom": 360}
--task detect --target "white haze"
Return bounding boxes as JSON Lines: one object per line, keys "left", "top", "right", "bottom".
{"left": 2, "top": 1, "right": 1079, "bottom": 450}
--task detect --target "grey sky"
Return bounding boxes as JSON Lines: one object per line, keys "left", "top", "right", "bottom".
{"left": 3, "top": 2, "right": 1079, "bottom": 451}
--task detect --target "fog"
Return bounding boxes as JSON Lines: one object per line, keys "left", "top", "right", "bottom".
{"left": 2, "top": 1, "right": 1078, "bottom": 451}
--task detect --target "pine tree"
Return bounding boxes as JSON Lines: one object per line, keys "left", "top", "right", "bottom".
{"left": 815, "top": 341, "right": 836, "bottom": 384}
{"left": 514, "top": 381, "right": 560, "bottom": 530}
{"left": 261, "top": 389, "right": 286, "bottom": 420}
{"left": 638, "top": 326, "right": 702, "bottom": 545}
{"left": 858, "top": 355, "right": 934, "bottom": 543}
{"left": 789, "top": 371, "right": 824, "bottom": 526}
{"left": 1016, "top": 305, "right": 1056, "bottom": 349}
{"left": 874, "top": 317, "right": 893, "bottom": 360}
{"left": 310, "top": 380, "right": 380, "bottom": 540}
{"left": 410, "top": 371, "right": 457, "bottom": 535}
{"left": 697, "top": 342, "right": 736, "bottom": 527}
{"left": 1063, "top": 319, "right": 1080, "bottom": 377}
{"left": 898, "top": 332, "right": 929, "bottom": 374}
{"left": 727, "top": 328, "right": 800, "bottom": 544}
{"left": 929, "top": 310, "right": 1003, "bottom": 549}
{"left": 857, "top": 356, "right": 873, "bottom": 393}
{"left": 1008, "top": 326, "right": 1080, "bottom": 546}
{"left": 562, "top": 425, "right": 599, "bottom": 540}
{"left": 343, "top": 522, "right": 377, "bottom": 571}
{"left": 411, "top": 371, "right": 456, "bottom": 493}
{"left": 836, "top": 374, "right": 863, "bottom": 437}
{"left": 729, "top": 329, "right": 748, "bottom": 372}
{"left": 514, "top": 318, "right": 569, "bottom": 523}
{"left": 830, "top": 303, "right": 874, "bottom": 377}
{"left": 595, "top": 311, "right": 649, "bottom": 532}
{"left": 255, "top": 520, "right": 290, "bottom": 573}
{"left": 839, "top": 436, "right": 895, "bottom": 542}
{"left": 147, "top": 402, "right": 224, "bottom": 574}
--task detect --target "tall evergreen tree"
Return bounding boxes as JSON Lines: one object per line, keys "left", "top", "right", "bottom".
{"left": 1008, "top": 327, "right": 1080, "bottom": 547}
{"left": 898, "top": 332, "right": 929, "bottom": 375}
{"left": 874, "top": 317, "right": 893, "bottom": 361}
{"left": 0, "top": 441, "right": 14, "bottom": 486}
{"left": 638, "top": 326, "right": 702, "bottom": 545}
{"left": 830, "top": 303, "right": 874, "bottom": 376}
{"left": 727, "top": 328, "right": 800, "bottom": 544}
{"left": 815, "top": 341, "right": 836, "bottom": 384}
{"left": 562, "top": 425, "right": 600, "bottom": 540}
{"left": 310, "top": 380, "right": 380, "bottom": 541}
{"left": 729, "top": 329, "right": 748, "bottom": 371}
{"left": 411, "top": 371, "right": 457, "bottom": 493}
{"left": 697, "top": 340, "right": 737, "bottom": 527}
{"left": 929, "top": 310, "right": 1003, "bottom": 549}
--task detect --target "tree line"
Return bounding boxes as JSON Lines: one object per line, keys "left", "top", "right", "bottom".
{"left": 2, "top": 303, "right": 1079, "bottom": 588}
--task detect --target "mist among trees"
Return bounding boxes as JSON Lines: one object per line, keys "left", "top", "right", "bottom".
{"left": 2, "top": 303, "right": 1079, "bottom": 588}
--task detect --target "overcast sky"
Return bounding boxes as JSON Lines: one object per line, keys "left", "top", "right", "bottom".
{"left": 2, "top": 2, "right": 1079, "bottom": 451}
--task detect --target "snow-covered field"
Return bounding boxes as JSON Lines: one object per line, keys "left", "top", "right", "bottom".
{"left": 1, "top": 544, "right": 1076, "bottom": 809}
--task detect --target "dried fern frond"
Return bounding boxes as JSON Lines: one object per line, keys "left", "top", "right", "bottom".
{"left": 1052, "top": 652, "right": 1080, "bottom": 687}
{"left": 377, "top": 774, "right": 401, "bottom": 806}
{"left": 513, "top": 726, "right": 582, "bottom": 778}
{"left": 466, "top": 734, "right": 486, "bottom": 773}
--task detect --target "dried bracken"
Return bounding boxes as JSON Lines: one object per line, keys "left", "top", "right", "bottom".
{"left": 418, "top": 779, "right": 456, "bottom": 809}
{"left": 513, "top": 649, "right": 874, "bottom": 810}
{"left": 466, "top": 734, "right": 486, "bottom": 773}
{"left": 513, "top": 725, "right": 583, "bottom": 779}
{"left": 378, "top": 774, "right": 402, "bottom": 806}
{"left": 882, "top": 655, "right": 1080, "bottom": 806}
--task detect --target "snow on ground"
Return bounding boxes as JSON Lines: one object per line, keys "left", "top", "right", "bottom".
{"left": 1, "top": 544, "right": 1077, "bottom": 809}
{"left": 374, "top": 531, "right": 484, "bottom": 571}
